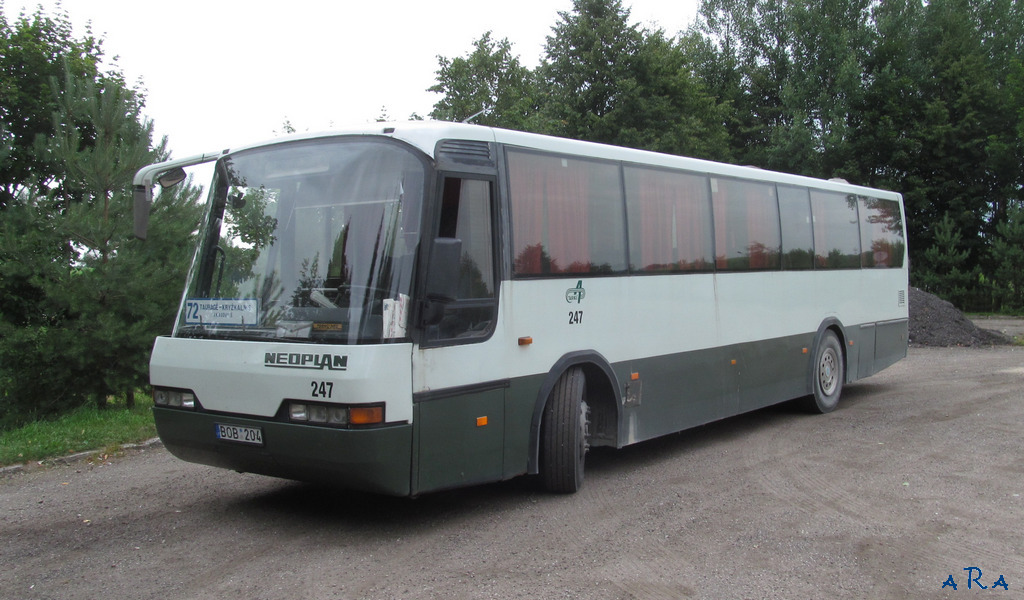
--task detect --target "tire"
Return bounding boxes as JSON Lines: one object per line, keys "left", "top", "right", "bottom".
{"left": 541, "top": 367, "right": 590, "bottom": 493}
{"left": 804, "top": 330, "right": 844, "bottom": 413}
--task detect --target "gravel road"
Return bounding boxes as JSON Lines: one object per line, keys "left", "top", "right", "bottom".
{"left": 2, "top": 346, "right": 1022, "bottom": 599}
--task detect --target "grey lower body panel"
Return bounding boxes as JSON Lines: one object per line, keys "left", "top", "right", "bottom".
{"left": 154, "top": 408, "right": 413, "bottom": 496}
{"left": 155, "top": 319, "right": 907, "bottom": 496}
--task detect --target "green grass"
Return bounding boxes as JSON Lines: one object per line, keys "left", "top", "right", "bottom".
{"left": 0, "top": 398, "right": 157, "bottom": 466}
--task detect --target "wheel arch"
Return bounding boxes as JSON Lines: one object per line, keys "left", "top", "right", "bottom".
{"left": 527, "top": 351, "right": 622, "bottom": 475}
{"left": 808, "top": 318, "right": 850, "bottom": 390}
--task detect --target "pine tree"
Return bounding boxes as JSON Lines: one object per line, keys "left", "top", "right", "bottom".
{"left": 916, "top": 214, "right": 978, "bottom": 310}
{"left": 991, "top": 204, "right": 1024, "bottom": 312}
{"left": 0, "top": 6, "right": 203, "bottom": 423}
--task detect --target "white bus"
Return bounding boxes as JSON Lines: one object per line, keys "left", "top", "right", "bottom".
{"left": 134, "top": 122, "right": 908, "bottom": 496}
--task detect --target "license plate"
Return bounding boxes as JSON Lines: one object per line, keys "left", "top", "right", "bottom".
{"left": 215, "top": 423, "right": 264, "bottom": 446}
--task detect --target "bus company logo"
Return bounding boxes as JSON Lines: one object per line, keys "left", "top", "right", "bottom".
{"left": 565, "top": 280, "right": 586, "bottom": 304}
{"left": 264, "top": 352, "right": 349, "bottom": 371}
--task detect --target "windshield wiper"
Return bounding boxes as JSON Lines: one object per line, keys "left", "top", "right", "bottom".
{"left": 176, "top": 325, "right": 276, "bottom": 341}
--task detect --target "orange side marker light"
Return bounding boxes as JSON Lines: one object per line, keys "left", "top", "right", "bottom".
{"left": 476, "top": 416, "right": 488, "bottom": 427}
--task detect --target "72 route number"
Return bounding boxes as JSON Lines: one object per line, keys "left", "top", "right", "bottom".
{"left": 311, "top": 381, "right": 334, "bottom": 398}
{"left": 568, "top": 310, "right": 584, "bottom": 325}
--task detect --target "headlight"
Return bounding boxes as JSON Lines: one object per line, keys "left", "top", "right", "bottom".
{"left": 327, "top": 407, "right": 348, "bottom": 426}
{"left": 289, "top": 403, "right": 309, "bottom": 421}
{"left": 153, "top": 388, "right": 197, "bottom": 410}
{"left": 287, "top": 401, "right": 382, "bottom": 428}
{"left": 308, "top": 404, "right": 328, "bottom": 423}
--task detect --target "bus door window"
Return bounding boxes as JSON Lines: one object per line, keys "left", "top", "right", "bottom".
{"left": 424, "top": 177, "right": 497, "bottom": 342}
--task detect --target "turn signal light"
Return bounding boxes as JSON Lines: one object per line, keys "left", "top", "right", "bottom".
{"left": 350, "top": 406, "right": 384, "bottom": 425}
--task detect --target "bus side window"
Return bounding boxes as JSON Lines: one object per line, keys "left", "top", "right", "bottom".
{"left": 858, "top": 196, "right": 905, "bottom": 268}
{"left": 778, "top": 185, "right": 814, "bottom": 270}
{"left": 811, "top": 190, "right": 862, "bottom": 269}
{"left": 425, "top": 177, "right": 497, "bottom": 342}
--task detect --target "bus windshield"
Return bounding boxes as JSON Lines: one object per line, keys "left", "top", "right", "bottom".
{"left": 176, "top": 137, "right": 426, "bottom": 344}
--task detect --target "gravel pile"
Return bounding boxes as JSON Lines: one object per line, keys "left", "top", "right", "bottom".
{"left": 909, "top": 287, "right": 1010, "bottom": 347}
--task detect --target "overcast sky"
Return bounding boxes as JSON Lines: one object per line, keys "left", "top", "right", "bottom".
{"left": 12, "top": 0, "right": 700, "bottom": 161}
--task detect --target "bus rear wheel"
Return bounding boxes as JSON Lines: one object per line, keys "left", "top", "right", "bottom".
{"left": 804, "top": 330, "right": 844, "bottom": 413}
{"left": 541, "top": 367, "right": 590, "bottom": 493}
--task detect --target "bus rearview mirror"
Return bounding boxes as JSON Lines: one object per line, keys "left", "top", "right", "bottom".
{"left": 157, "top": 167, "right": 188, "bottom": 188}
{"left": 422, "top": 238, "right": 462, "bottom": 326}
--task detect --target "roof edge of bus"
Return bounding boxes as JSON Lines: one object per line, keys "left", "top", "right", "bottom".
{"left": 214, "top": 121, "right": 497, "bottom": 159}
{"left": 210, "top": 120, "right": 902, "bottom": 200}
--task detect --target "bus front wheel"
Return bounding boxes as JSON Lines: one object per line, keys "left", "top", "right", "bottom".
{"left": 804, "top": 330, "right": 844, "bottom": 413}
{"left": 541, "top": 367, "right": 590, "bottom": 493}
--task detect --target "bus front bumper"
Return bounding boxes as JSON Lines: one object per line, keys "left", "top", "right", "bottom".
{"left": 153, "top": 407, "right": 413, "bottom": 496}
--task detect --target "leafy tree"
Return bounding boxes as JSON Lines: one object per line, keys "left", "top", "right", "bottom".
{"left": 783, "top": 0, "right": 873, "bottom": 176}
{"left": 691, "top": 0, "right": 1023, "bottom": 309}
{"left": 428, "top": 32, "right": 538, "bottom": 130}
{"left": 536, "top": 0, "right": 730, "bottom": 158}
{"left": 429, "top": 0, "right": 1020, "bottom": 312}
{"left": 538, "top": 0, "right": 646, "bottom": 141}
{"left": 426, "top": 0, "right": 730, "bottom": 158}
{"left": 0, "top": 5, "right": 105, "bottom": 207}
{"left": 692, "top": 0, "right": 874, "bottom": 176}
{"left": 603, "top": 28, "right": 731, "bottom": 159}
{"left": 845, "top": 0, "right": 927, "bottom": 191}
{"left": 905, "top": 0, "right": 1001, "bottom": 274}
{"left": 690, "top": 0, "right": 797, "bottom": 168}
